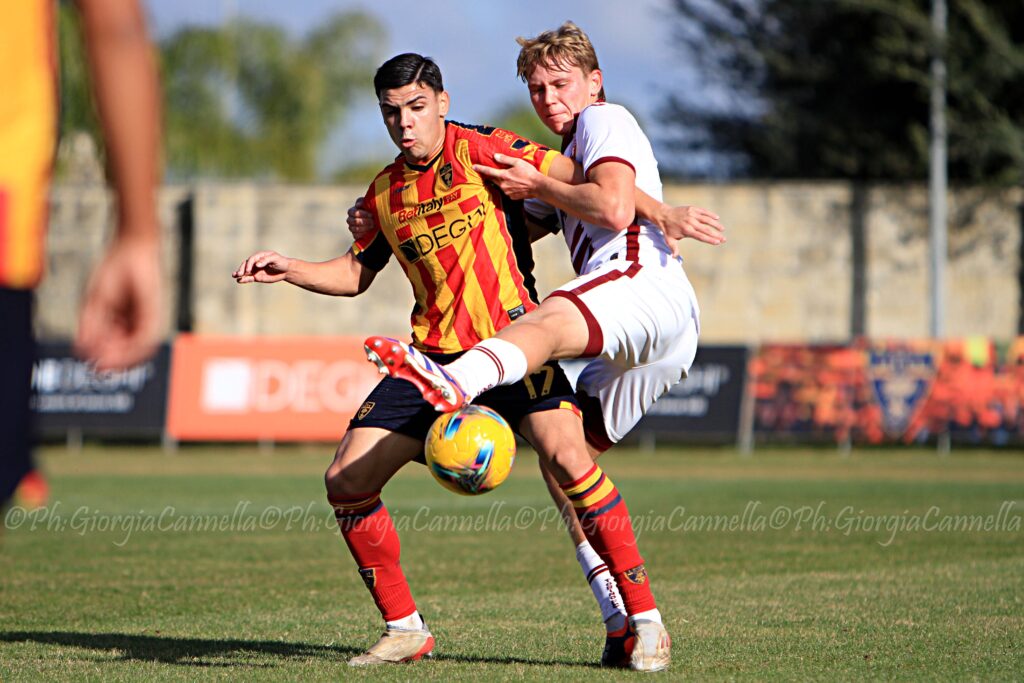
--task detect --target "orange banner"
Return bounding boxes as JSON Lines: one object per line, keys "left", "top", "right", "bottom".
{"left": 167, "top": 335, "right": 383, "bottom": 441}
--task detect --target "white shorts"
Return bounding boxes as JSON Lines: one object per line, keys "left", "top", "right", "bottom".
{"left": 549, "top": 259, "right": 700, "bottom": 449}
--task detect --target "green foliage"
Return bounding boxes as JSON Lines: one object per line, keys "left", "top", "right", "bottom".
{"left": 665, "top": 0, "right": 1024, "bottom": 182}
{"left": 56, "top": 3, "right": 102, "bottom": 174}
{"left": 159, "top": 12, "right": 385, "bottom": 181}
{"left": 56, "top": 9, "right": 385, "bottom": 181}
{"left": 57, "top": 4, "right": 95, "bottom": 135}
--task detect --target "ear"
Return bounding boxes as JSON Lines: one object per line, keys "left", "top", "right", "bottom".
{"left": 438, "top": 90, "right": 450, "bottom": 118}
{"left": 589, "top": 69, "right": 603, "bottom": 99}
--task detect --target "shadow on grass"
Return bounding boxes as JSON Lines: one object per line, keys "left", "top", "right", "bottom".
{"left": 0, "top": 630, "right": 601, "bottom": 668}
{"left": 433, "top": 652, "right": 602, "bottom": 668}
{"left": 0, "top": 631, "right": 359, "bottom": 667}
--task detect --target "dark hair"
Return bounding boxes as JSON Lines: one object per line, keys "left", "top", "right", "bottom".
{"left": 374, "top": 53, "right": 444, "bottom": 98}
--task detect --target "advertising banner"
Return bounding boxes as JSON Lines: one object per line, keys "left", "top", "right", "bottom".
{"left": 636, "top": 345, "right": 748, "bottom": 440}
{"left": 166, "top": 335, "right": 383, "bottom": 441}
{"left": 749, "top": 338, "right": 1023, "bottom": 445}
{"left": 31, "top": 343, "right": 170, "bottom": 438}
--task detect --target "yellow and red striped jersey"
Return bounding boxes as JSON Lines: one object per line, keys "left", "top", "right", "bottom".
{"left": 0, "top": 0, "right": 58, "bottom": 289}
{"left": 354, "top": 121, "right": 559, "bottom": 354}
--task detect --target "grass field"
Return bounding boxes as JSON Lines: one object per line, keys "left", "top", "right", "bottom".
{"left": 2, "top": 444, "right": 1022, "bottom": 681}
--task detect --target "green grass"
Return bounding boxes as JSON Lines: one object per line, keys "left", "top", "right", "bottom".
{"left": 2, "top": 445, "right": 1022, "bottom": 680}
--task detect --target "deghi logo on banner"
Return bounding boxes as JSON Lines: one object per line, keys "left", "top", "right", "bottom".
{"left": 200, "top": 357, "right": 371, "bottom": 414}
{"left": 167, "top": 335, "right": 384, "bottom": 441}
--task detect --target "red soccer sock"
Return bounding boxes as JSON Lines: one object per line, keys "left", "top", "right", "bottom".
{"left": 330, "top": 491, "right": 417, "bottom": 622}
{"left": 560, "top": 465, "right": 657, "bottom": 615}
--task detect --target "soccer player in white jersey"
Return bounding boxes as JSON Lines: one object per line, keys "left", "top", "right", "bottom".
{"left": 365, "top": 22, "right": 722, "bottom": 673}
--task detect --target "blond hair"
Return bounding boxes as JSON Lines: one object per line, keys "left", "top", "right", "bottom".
{"left": 516, "top": 21, "right": 605, "bottom": 99}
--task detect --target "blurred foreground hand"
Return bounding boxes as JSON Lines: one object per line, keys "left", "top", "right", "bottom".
{"left": 75, "top": 233, "right": 162, "bottom": 371}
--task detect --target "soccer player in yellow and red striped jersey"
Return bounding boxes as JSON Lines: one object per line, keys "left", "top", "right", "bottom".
{"left": 234, "top": 52, "right": 665, "bottom": 669}
{"left": 1, "top": 0, "right": 162, "bottom": 508}
{"left": 352, "top": 119, "right": 558, "bottom": 353}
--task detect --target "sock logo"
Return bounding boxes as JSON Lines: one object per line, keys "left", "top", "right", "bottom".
{"left": 623, "top": 564, "right": 648, "bottom": 585}
{"left": 358, "top": 567, "right": 377, "bottom": 588}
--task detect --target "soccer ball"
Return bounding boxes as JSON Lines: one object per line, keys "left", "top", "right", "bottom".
{"left": 424, "top": 405, "right": 516, "bottom": 495}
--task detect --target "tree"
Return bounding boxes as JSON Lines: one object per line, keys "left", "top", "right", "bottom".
{"left": 662, "top": 0, "right": 1024, "bottom": 183}
{"left": 57, "top": 8, "right": 385, "bottom": 181}
{"left": 160, "top": 12, "right": 385, "bottom": 181}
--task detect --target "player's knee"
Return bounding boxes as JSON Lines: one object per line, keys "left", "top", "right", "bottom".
{"left": 539, "top": 440, "right": 593, "bottom": 483}
{"left": 324, "top": 453, "right": 374, "bottom": 498}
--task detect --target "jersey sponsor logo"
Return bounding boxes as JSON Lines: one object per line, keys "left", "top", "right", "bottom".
{"left": 395, "top": 188, "right": 462, "bottom": 222}
{"left": 356, "top": 401, "right": 376, "bottom": 420}
{"left": 358, "top": 567, "right": 377, "bottom": 588}
{"left": 867, "top": 345, "right": 935, "bottom": 438}
{"left": 623, "top": 564, "right": 648, "bottom": 585}
{"left": 396, "top": 205, "right": 486, "bottom": 263}
{"left": 439, "top": 162, "right": 453, "bottom": 189}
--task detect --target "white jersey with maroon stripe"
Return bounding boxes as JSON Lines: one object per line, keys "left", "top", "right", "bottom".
{"left": 524, "top": 102, "right": 702, "bottom": 449}
{"left": 538, "top": 102, "right": 674, "bottom": 275}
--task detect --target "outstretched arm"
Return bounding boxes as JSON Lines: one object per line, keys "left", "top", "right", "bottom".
{"left": 475, "top": 153, "right": 726, "bottom": 247}
{"left": 233, "top": 249, "right": 376, "bottom": 297}
{"left": 73, "top": 0, "right": 163, "bottom": 371}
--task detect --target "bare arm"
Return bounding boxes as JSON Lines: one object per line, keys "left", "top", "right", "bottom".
{"left": 233, "top": 249, "right": 376, "bottom": 297}
{"left": 480, "top": 154, "right": 727, "bottom": 246}
{"left": 635, "top": 193, "right": 727, "bottom": 249}
{"left": 476, "top": 153, "right": 635, "bottom": 231}
{"left": 74, "top": 0, "right": 163, "bottom": 370}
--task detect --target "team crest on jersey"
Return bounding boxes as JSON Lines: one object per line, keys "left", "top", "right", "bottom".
{"left": 439, "top": 162, "right": 453, "bottom": 189}
{"left": 356, "top": 401, "right": 376, "bottom": 420}
{"left": 624, "top": 564, "right": 648, "bottom": 585}
{"left": 358, "top": 567, "right": 376, "bottom": 588}
{"left": 867, "top": 344, "right": 936, "bottom": 438}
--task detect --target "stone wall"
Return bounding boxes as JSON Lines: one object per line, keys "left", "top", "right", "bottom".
{"left": 39, "top": 182, "right": 1022, "bottom": 344}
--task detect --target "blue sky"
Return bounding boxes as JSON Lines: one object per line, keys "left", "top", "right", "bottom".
{"left": 144, "top": 0, "right": 703, "bottom": 174}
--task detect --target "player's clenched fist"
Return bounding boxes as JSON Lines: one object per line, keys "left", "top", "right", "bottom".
{"left": 347, "top": 196, "right": 375, "bottom": 241}
{"left": 233, "top": 250, "right": 292, "bottom": 284}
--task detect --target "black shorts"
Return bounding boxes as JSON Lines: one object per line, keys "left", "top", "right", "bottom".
{"left": 349, "top": 351, "right": 579, "bottom": 444}
{"left": 1, "top": 288, "right": 35, "bottom": 504}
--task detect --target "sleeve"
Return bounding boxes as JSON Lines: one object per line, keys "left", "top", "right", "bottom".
{"left": 350, "top": 185, "right": 392, "bottom": 272}
{"left": 464, "top": 124, "right": 560, "bottom": 177}
{"left": 576, "top": 105, "right": 643, "bottom": 179}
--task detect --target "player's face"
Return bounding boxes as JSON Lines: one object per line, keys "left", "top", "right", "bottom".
{"left": 526, "top": 59, "right": 603, "bottom": 135}
{"left": 379, "top": 82, "right": 450, "bottom": 164}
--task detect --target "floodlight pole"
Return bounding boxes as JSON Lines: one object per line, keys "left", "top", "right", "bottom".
{"left": 929, "top": 0, "right": 948, "bottom": 339}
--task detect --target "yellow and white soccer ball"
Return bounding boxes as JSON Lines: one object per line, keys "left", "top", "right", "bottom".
{"left": 424, "top": 405, "right": 516, "bottom": 495}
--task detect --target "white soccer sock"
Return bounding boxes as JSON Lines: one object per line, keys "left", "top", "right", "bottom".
{"left": 445, "top": 338, "right": 528, "bottom": 400}
{"left": 386, "top": 610, "right": 423, "bottom": 631}
{"left": 576, "top": 541, "right": 627, "bottom": 632}
{"left": 630, "top": 608, "right": 663, "bottom": 626}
